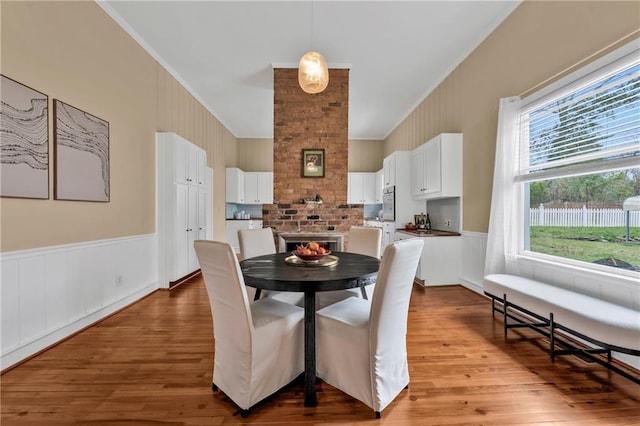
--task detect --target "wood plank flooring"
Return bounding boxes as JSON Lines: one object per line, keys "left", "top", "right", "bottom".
{"left": 2, "top": 276, "right": 638, "bottom": 425}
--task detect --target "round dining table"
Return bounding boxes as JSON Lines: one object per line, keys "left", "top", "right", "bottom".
{"left": 239, "top": 251, "right": 380, "bottom": 407}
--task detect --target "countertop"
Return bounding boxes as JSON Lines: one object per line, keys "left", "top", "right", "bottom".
{"left": 395, "top": 229, "right": 461, "bottom": 237}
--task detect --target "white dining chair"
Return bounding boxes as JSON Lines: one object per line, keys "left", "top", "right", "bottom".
{"left": 316, "top": 226, "right": 383, "bottom": 307}
{"left": 346, "top": 225, "right": 382, "bottom": 299}
{"left": 194, "top": 240, "right": 304, "bottom": 416}
{"left": 238, "top": 227, "right": 304, "bottom": 306}
{"left": 315, "top": 238, "right": 424, "bottom": 418}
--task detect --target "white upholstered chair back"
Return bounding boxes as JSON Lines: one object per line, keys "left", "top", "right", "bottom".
{"left": 194, "top": 240, "right": 304, "bottom": 415}
{"left": 315, "top": 238, "right": 424, "bottom": 417}
{"left": 369, "top": 239, "right": 423, "bottom": 386}
{"left": 238, "top": 227, "right": 276, "bottom": 260}
{"left": 347, "top": 226, "right": 382, "bottom": 259}
{"left": 238, "top": 227, "right": 305, "bottom": 306}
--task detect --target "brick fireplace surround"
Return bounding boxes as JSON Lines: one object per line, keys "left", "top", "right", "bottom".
{"left": 267, "top": 68, "right": 363, "bottom": 246}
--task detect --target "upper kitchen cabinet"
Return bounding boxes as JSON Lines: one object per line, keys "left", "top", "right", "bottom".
{"left": 382, "top": 154, "right": 397, "bottom": 187}
{"left": 411, "top": 133, "right": 462, "bottom": 200}
{"left": 226, "top": 168, "right": 273, "bottom": 204}
{"left": 348, "top": 172, "right": 377, "bottom": 204}
{"left": 375, "top": 169, "right": 384, "bottom": 203}
{"left": 226, "top": 167, "right": 245, "bottom": 203}
{"left": 244, "top": 172, "right": 273, "bottom": 204}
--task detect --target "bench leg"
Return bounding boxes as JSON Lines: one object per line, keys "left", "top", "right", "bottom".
{"left": 550, "top": 312, "right": 556, "bottom": 362}
{"left": 503, "top": 293, "right": 508, "bottom": 337}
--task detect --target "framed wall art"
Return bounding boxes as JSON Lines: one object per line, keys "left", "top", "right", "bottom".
{"left": 0, "top": 75, "right": 49, "bottom": 199}
{"left": 54, "top": 99, "right": 110, "bottom": 202}
{"left": 302, "top": 149, "right": 324, "bottom": 178}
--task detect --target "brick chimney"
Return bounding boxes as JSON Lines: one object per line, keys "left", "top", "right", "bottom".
{"left": 264, "top": 68, "right": 363, "bottom": 236}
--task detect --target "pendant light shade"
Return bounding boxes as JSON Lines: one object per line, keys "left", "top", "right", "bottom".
{"left": 298, "top": 51, "right": 329, "bottom": 94}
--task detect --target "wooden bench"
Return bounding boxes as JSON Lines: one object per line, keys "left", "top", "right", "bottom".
{"left": 483, "top": 273, "right": 640, "bottom": 384}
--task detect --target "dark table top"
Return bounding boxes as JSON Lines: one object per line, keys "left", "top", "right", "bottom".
{"left": 240, "top": 251, "right": 380, "bottom": 293}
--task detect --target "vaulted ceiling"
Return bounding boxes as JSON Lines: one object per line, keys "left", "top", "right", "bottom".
{"left": 100, "top": 1, "right": 520, "bottom": 140}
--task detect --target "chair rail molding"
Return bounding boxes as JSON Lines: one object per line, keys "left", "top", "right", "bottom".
{"left": 1, "top": 233, "right": 159, "bottom": 370}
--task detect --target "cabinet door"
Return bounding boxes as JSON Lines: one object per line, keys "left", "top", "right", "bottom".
{"left": 362, "top": 173, "right": 377, "bottom": 204}
{"left": 225, "top": 168, "right": 245, "bottom": 203}
{"left": 410, "top": 146, "right": 425, "bottom": 197}
{"left": 382, "top": 156, "right": 395, "bottom": 187}
{"left": 197, "top": 189, "right": 206, "bottom": 240}
{"left": 187, "top": 186, "right": 199, "bottom": 272}
{"left": 186, "top": 146, "right": 198, "bottom": 185}
{"left": 256, "top": 172, "right": 273, "bottom": 204}
{"left": 424, "top": 139, "right": 441, "bottom": 196}
{"left": 375, "top": 169, "right": 384, "bottom": 203}
{"left": 175, "top": 184, "right": 190, "bottom": 279}
{"left": 196, "top": 150, "right": 207, "bottom": 187}
{"left": 244, "top": 173, "right": 259, "bottom": 203}
{"left": 348, "top": 173, "right": 364, "bottom": 203}
{"left": 174, "top": 138, "right": 189, "bottom": 185}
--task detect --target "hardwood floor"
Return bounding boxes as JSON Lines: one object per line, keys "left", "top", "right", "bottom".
{"left": 2, "top": 276, "right": 638, "bottom": 425}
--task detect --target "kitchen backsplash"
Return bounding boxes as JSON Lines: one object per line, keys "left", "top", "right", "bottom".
{"left": 423, "top": 198, "right": 461, "bottom": 232}
{"left": 226, "top": 203, "right": 264, "bottom": 219}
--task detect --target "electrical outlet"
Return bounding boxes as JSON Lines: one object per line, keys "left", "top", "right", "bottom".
{"left": 115, "top": 275, "right": 123, "bottom": 286}
{"left": 445, "top": 219, "right": 451, "bottom": 228}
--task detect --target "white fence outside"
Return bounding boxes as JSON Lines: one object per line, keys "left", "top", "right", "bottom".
{"left": 530, "top": 205, "right": 640, "bottom": 227}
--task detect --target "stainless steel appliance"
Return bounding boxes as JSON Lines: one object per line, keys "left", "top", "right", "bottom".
{"left": 382, "top": 186, "right": 395, "bottom": 221}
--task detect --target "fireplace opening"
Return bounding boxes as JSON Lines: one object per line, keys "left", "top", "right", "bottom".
{"left": 278, "top": 232, "right": 344, "bottom": 253}
{"left": 285, "top": 241, "right": 338, "bottom": 252}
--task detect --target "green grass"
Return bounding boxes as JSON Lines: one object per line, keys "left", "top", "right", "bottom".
{"left": 529, "top": 227, "right": 640, "bottom": 268}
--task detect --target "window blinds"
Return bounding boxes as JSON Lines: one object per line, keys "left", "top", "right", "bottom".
{"left": 517, "top": 52, "right": 639, "bottom": 182}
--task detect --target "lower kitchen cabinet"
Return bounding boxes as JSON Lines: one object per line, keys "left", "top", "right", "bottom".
{"left": 225, "top": 219, "right": 264, "bottom": 254}
{"left": 394, "top": 233, "right": 461, "bottom": 286}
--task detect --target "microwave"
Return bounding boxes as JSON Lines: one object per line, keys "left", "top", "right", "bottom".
{"left": 382, "top": 186, "right": 395, "bottom": 221}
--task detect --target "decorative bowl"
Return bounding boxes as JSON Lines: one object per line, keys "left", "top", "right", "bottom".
{"left": 292, "top": 250, "right": 331, "bottom": 261}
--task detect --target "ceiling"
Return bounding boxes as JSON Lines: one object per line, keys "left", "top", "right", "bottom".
{"left": 100, "top": 1, "right": 520, "bottom": 140}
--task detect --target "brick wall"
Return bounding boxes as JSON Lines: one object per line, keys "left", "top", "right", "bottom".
{"left": 269, "top": 68, "right": 362, "bottom": 238}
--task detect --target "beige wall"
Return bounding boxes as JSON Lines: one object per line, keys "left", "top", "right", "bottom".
{"left": 1, "top": 1, "right": 234, "bottom": 251}
{"left": 235, "top": 138, "right": 384, "bottom": 173}
{"left": 236, "top": 138, "right": 273, "bottom": 171}
{"left": 384, "top": 1, "right": 640, "bottom": 233}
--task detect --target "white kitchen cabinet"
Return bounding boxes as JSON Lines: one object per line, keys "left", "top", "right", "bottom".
{"left": 382, "top": 221, "right": 396, "bottom": 251}
{"left": 171, "top": 133, "right": 207, "bottom": 187}
{"left": 244, "top": 172, "right": 273, "bottom": 204}
{"left": 226, "top": 219, "right": 263, "bottom": 254}
{"left": 375, "top": 169, "right": 384, "bottom": 203}
{"left": 226, "top": 167, "right": 245, "bottom": 203}
{"left": 383, "top": 151, "right": 421, "bottom": 228}
{"left": 394, "top": 232, "right": 461, "bottom": 286}
{"left": 411, "top": 133, "right": 462, "bottom": 200}
{"left": 382, "top": 154, "right": 396, "bottom": 188}
{"left": 226, "top": 169, "right": 273, "bottom": 204}
{"left": 348, "top": 172, "right": 377, "bottom": 204}
{"left": 156, "top": 132, "right": 210, "bottom": 288}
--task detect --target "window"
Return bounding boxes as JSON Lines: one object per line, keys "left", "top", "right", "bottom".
{"left": 517, "top": 46, "right": 639, "bottom": 274}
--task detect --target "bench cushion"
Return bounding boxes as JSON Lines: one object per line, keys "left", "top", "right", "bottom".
{"left": 484, "top": 274, "right": 640, "bottom": 351}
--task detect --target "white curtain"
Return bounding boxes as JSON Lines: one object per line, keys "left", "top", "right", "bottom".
{"left": 484, "top": 97, "right": 522, "bottom": 276}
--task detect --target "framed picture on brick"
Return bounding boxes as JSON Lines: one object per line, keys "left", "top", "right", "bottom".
{"left": 302, "top": 149, "right": 324, "bottom": 178}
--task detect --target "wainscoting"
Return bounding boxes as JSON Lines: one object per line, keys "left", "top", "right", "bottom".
{"left": 460, "top": 231, "right": 488, "bottom": 294}
{"left": 1, "top": 234, "right": 158, "bottom": 370}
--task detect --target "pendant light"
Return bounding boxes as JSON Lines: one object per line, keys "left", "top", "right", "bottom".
{"left": 298, "top": 1, "right": 328, "bottom": 94}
